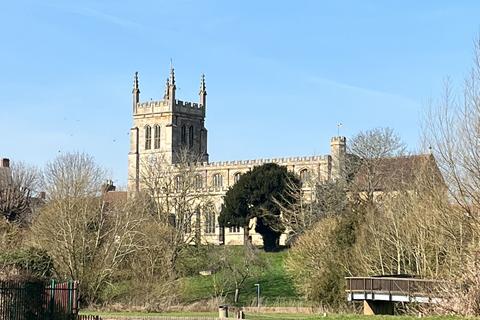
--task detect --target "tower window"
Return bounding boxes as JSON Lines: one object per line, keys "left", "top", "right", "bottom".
{"left": 145, "top": 125, "right": 152, "bottom": 150}
{"left": 204, "top": 212, "right": 216, "bottom": 234}
{"left": 300, "top": 169, "right": 309, "bottom": 184}
{"left": 212, "top": 173, "right": 223, "bottom": 188}
{"left": 233, "top": 172, "right": 242, "bottom": 184}
{"left": 174, "top": 175, "right": 183, "bottom": 192}
{"left": 189, "top": 125, "right": 194, "bottom": 149}
{"left": 154, "top": 125, "right": 161, "bottom": 149}
{"left": 185, "top": 214, "right": 192, "bottom": 234}
{"left": 195, "top": 175, "right": 203, "bottom": 190}
{"left": 181, "top": 125, "right": 187, "bottom": 146}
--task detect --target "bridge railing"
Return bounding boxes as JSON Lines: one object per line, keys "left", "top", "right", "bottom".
{"left": 346, "top": 276, "right": 441, "bottom": 296}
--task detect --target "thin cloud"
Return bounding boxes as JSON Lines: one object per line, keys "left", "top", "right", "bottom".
{"left": 44, "top": 3, "right": 143, "bottom": 30}
{"left": 307, "top": 75, "right": 421, "bottom": 108}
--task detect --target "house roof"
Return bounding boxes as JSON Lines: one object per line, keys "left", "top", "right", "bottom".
{"left": 103, "top": 190, "right": 128, "bottom": 204}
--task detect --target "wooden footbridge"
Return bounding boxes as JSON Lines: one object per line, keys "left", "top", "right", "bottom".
{"left": 346, "top": 276, "right": 443, "bottom": 315}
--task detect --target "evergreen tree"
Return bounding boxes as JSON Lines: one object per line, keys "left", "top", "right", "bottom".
{"left": 219, "top": 163, "right": 300, "bottom": 251}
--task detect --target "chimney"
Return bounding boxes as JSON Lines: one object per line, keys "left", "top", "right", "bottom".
{"left": 39, "top": 191, "right": 46, "bottom": 200}
{"left": 1, "top": 158, "right": 10, "bottom": 168}
{"left": 102, "top": 180, "right": 116, "bottom": 193}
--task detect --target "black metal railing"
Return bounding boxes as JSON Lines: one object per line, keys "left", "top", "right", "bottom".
{"left": 345, "top": 276, "right": 441, "bottom": 296}
{"left": 0, "top": 280, "right": 79, "bottom": 319}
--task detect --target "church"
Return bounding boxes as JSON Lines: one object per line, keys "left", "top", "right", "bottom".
{"left": 127, "top": 66, "right": 348, "bottom": 246}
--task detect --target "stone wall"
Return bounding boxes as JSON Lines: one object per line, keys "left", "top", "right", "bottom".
{"left": 126, "top": 68, "right": 347, "bottom": 246}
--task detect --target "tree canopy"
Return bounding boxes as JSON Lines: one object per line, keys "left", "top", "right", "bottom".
{"left": 219, "top": 163, "right": 300, "bottom": 251}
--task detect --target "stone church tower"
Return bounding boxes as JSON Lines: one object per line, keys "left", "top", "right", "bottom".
{"left": 128, "top": 67, "right": 209, "bottom": 191}
{"left": 123, "top": 64, "right": 438, "bottom": 246}
{"left": 126, "top": 65, "right": 351, "bottom": 245}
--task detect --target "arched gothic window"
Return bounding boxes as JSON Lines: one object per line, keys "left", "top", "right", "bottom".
{"left": 145, "top": 125, "right": 152, "bottom": 150}
{"left": 174, "top": 175, "right": 183, "bottom": 192}
{"left": 204, "top": 212, "right": 216, "bottom": 234}
{"left": 300, "top": 169, "right": 309, "bottom": 184}
{"left": 212, "top": 173, "right": 223, "bottom": 188}
{"left": 233, "top": 172, "right": 242, "bottom": 184}
{"left": 189, "top": 125, "right": 194, "bottom": 149}
{"left": 181, "top": 125, "right": 187, "bottom": 146}
{"left": 185, "top": 214, "right": 192, "bottom": 234}
{"left": 194, "top": 175, "right": 203, "bottom": 190}
{"left": 168, "top": 213, "right": 176, "bottom": 227}
{"left": 154, "top": 125, "right": 161, "bottom": 149}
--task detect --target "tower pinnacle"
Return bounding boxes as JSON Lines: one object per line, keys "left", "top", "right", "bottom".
{"left": 169, "top": 64, "right": 176, "bottom": 88}
{"left": 200, "top": 74, "right": 207, "bottom": 94}
{"left": 199, "top": 73, "right": 207, "bottom": 107}
{"left": 167, "top": 64, "right": 176, "bottom": 103}
{"left": 132, "top": 71, "right": 140, "bottom": 113}
{"left": 164, "top": 77, "right": 170, "bottom": 99}
{"left": 132, "top": 71, "right": 140, "bottom": 92}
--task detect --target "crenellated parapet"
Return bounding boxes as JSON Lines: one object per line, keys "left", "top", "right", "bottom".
{"left": 127, "top": 64, "right": 351, "bottom": 247}
{"left": 331, "top": 136, "right": 346, "bottom": 144}
{"left": 199, "top": 155, "right": 330, "bottom": 167}
{"left": 172, "top": 99, "right": 205, "bottom": 116}
{"left": 134, "top": 98, "right": 205, "bottom": 116}
{"left": 134, "top": 100, "right": 168, "bottom": 115}
{"left": 131, "top": 66, "right": 206, "bottom": 119}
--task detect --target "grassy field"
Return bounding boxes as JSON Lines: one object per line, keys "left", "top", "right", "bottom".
{"left": 81, "top": 311, "right": 470, "bottom": 320}
{"left": 179, "top": 248, "right": 302, "bottom": 306}
{"left": 246, "top": 316, "right": 468, "bottom": 320}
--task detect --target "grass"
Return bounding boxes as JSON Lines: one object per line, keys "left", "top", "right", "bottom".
{"left": 81, "top": 310, "right": 472, "bottom": 320}
{"left": 179, "top": 247, "right": 301, "bottom": 306}
{"left": 80, "top": 310, "right": 217, "bottom": 317}
{"left": 246, "top": 316, "right": 470, "bottom": 320}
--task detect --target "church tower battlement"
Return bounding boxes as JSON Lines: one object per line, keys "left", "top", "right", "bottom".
{"left": 330, "top": 136, "right": 347, "bottom": 180}
{"left": 128, "top": 66, "right": 209, "bottom": 191}
{"left": 126, "top": 64, "right": 353, "bottom": 245}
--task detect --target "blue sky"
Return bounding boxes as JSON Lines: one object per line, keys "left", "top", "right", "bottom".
{"left": 0, "top": 1, "right": 478, "bottom": 186}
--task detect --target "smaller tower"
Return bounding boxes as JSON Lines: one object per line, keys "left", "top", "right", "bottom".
{"left": 199, "top": 74, "right": 207, "bottom": 107}
{"left": 132, "top": 72, "right": 140, "bottom": 113}
{"left": 330, "top": 136, "right": 346, "bottom": 181}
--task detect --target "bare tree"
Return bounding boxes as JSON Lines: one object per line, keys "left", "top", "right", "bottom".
{"left": 31, "top": 152, "right": 145, "bottom": 304}
{"left": 209, "top": 243, "right": 265, "bottom": 304}
{"left": 274, "top": 174, "right": 348, "bottom": 242}
{"left": 276, "top": 129, "right": 405, "bottom": 242}
{"left": 347, "top": 127, "right": 407, "bottom": 205}
{"left": 351, "top": 157, "right": 460, "bottom": 277}
{"left": 0, "top": 161, "right": 39, "bottom": 223}
{"left": 421, "top": 36, "right": 480, "bottom": 315}
{"left": 138, "top": 148, "right": 214, "bottom": 276}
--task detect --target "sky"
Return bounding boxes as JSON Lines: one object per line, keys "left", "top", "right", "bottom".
{"left": 0, "top": 1, "right": 479, "bottom": 187}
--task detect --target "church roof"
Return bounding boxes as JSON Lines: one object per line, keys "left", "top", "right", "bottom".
{"left": 351, "top": 154, "right": 443, "bottom": 191}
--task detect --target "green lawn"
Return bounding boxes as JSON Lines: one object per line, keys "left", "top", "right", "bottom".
{"left": 246, "top": 316, "right": 469, "bottom": 320}
{"left": 180, "top": 247, "right": 302, "bottom": 306}
{"left": 81, "top": 311, "right": 471, "bottom": 320}
{"left": 80, "top": 311, "right": 217, "bottom": 317}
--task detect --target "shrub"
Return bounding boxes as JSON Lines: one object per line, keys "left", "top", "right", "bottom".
{"left": 0, "top": 247, "right": 54, "bottom": 279}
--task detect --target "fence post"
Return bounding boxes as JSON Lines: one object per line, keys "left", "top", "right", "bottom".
{"left": 50, "top": 279, "right": 56, "bottom": 317}
{"left": 363, "top": 278, "right": 366, "bottom": 299}
{"left": 68, "top": 280, "right": 73, "bottom": 315}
